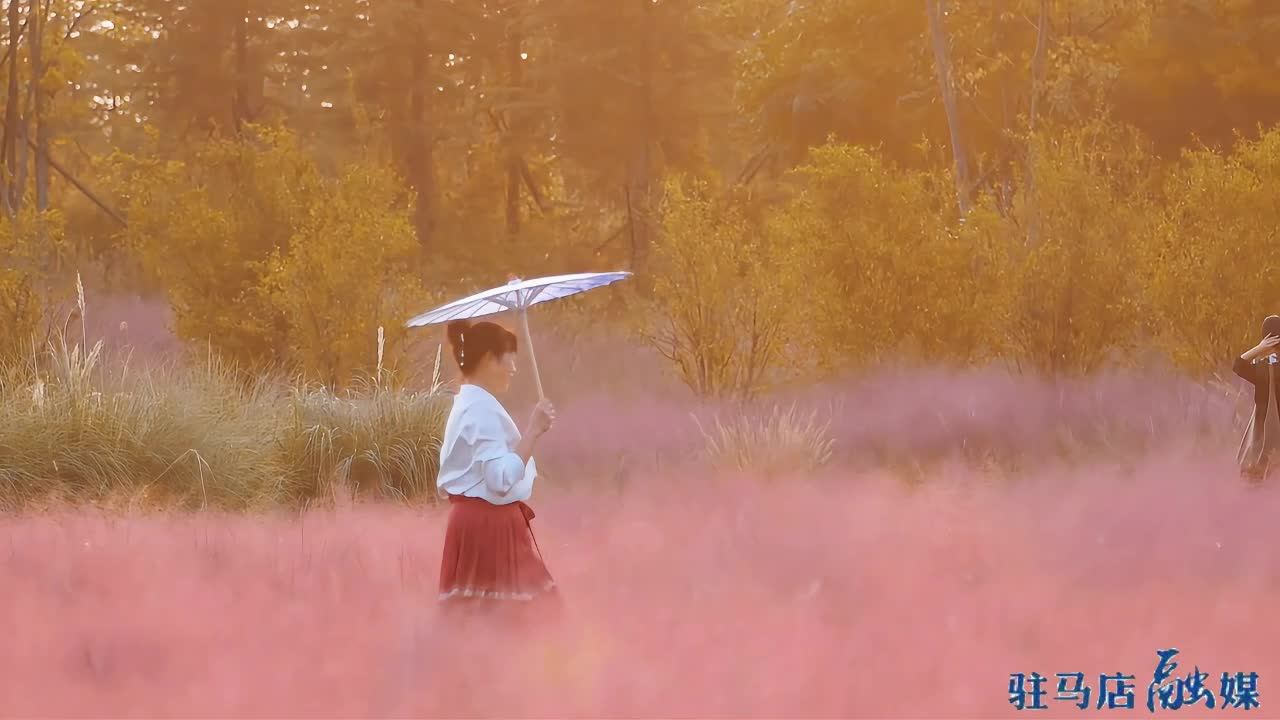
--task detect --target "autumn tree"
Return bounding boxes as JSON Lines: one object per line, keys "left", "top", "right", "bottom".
{"left": 996, "top": 118, "right": 1157, "bottom": 374}
{"left": 4, "top": 0, "right": 1280, "bottom": 385}
{"left": 1145, "top": 127, "right": 1280, "bottom": 374}
{"left": 534, "top": 0, "right": 734, "bottom": 271}
{"left": 263, "top": 163, "right": 425, "bottom": 386}
{"left": 1114, "top": 0, "right": 1280, "bottom": 156}
{"left": 646, "top": 174, "right": 836, "bottom": 399}
{"left": 0, "top": 204, "right": 64, "bottom": 361}
{"left": 773, "top": 142, "right": 1008, "bottom": 365}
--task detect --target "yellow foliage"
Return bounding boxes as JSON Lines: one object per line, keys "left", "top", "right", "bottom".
{"left": 645, "top": 176, "right": 835, "bottom": 399}
{"left": 0, "top": 208, "right": 66, "bottom": 362}
{"left": 1145, "top": 127, "right": 1280, "bottom": 373}
{"left": 108, "top": 125, "right": 424, "bottom": 385}
{"left": 111, "top": 126, "right": 320, "bottom": 367}
{"left": 779, "top": 143, "right": 1009, "bottom": 366}
{"left": 996, "top": 119, "right": 1156, "bottom": 374}
{"left": 597, "top": 119, "right": 1279, "bottom": 386}
{"left": 263, "top": 164, "right": 426, "bottom": 387}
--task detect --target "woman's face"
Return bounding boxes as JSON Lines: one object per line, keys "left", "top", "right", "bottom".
{"left": 477, "top": 350, "right": 517, "bottom": 392}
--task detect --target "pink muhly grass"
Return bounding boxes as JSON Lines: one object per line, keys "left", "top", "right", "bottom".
{"left": 1, "top": 447, "right": 1276, "bottom": 717}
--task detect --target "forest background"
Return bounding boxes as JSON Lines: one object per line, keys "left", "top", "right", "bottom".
{"left": 1, "top": 0, "right": 1278, "bottom": 508}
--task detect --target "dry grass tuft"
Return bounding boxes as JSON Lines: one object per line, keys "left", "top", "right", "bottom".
{"left": 694, "top": 402, "right": 835, "bottom": 478}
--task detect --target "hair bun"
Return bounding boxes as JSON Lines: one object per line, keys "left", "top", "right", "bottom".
{"left": 446, "top": 319, "right": 472, "bottom": 346}
{"left": 443, "top": 319, "right": 518, "bottom": 377}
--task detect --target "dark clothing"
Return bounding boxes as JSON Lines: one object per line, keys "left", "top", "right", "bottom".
{"left": 1233, "top": 355, "right": 1280, "bottom": 432}
{"left": 1234, "top": 354, "right": 1280, "bottom": 480}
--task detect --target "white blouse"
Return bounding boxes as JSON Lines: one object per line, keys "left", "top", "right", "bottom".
{"left": 436, "top": 383, "right": 537, "bottom": 505}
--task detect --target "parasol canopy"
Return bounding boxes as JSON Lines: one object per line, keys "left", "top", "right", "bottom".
{"left": 405, "top": 271, "right": 631, "bottom": 327}
{"left": 405, "top": 271, "right": 632, "bottom": 398}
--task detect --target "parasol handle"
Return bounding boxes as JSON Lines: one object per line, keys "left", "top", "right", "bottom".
{"left": 515, "top": 308, "right": 545, "bottom": 400}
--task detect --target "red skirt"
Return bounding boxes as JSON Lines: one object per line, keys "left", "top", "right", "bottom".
{"left": 437, "top": 495, "right": 560, "bottom": 622}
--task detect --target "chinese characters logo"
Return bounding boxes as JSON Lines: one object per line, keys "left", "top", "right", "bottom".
{"left": 1010, "top": 648, "right": 1259, "bottom": 712}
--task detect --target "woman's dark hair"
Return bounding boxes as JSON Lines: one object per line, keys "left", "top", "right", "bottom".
{"left": 446, "top": 319, "right": 518, "bottom": 376}
{"left": 1264, "top": 315, "right": 1280, "bottom": 338}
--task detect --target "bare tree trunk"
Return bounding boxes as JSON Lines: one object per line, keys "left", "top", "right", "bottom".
{"left": 501, "top": 30, "right": 517, "bottom": 238}
{"left": 925, "top": 0, "right": 972, "bottom": 215}
{"left": 504, "top": 156, "right": 521, "bottom": 239}
{"left": 31, "top": 0, "right": 47, "bottom": 211}
{"left": 232, "top": 0, "right": 251, "bottom": 132}
{"left": 14, "top": 114, "right": 25, "bottom": 191}
{"left": 630, "top": 0, "right": 656, "bottom": 271}
{"left": 4, "top": 0, "right": 21, "bottom": 216}
{"left": 407, "top": 0, "right": 435, "bottom": 253}
{"left": 503, "top": 12, "right": 522, "bottom": 241}
{"left": 519, "top": 161, "right": 547, "bottom": 212}
{"left": 485, "top": 106, "right": 549, "bottom": 216}
{"left": 629, "top": 151, "right": 653, "bottom": 270}
{"left": 0, "top": 14, "right": 26, "bottom": 75}
{"left": 995, "top": 4, "right": 1014, "bottom": 216}
{"left": 1025, "top": 0, "right": 1050, "bottom": 246}
{"left": 24, "top": 134, "right": 127, "bottom": 228}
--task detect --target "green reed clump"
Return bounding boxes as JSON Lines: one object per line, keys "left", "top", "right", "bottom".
{"left": 277, "top": 346, "right": 451, "bottom": 504}
{"left": 0, "top": 332, "right": 451, "bottom": 511}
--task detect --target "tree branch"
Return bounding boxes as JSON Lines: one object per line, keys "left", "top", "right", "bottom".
{"left": 21, "top": 129, "right": 128, "bottom": 228}
{"left": 926, "top": 0, "right": 974, "bottom": 215}
{"left": 735, "top": 143, "right": 777, "bottom": 187}
{"left": 0, "top": 17, "right": 28, "bottom": 73}
{"left": 594, "top": 220, "right": 632, "bottom": 255}
{"left": 62, "top": 5, "right": 97, "bottom": 43}
{"left": 484, "top": 107, "right": 549, "bottom": 214}
{"left": 1025, "top": 0, "right": 1050, "bottom": 247}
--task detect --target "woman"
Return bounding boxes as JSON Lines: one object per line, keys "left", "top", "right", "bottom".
{"left": 1234, "top": 315, "right": 1280, "bottom": 481}
{"left": 435, "top": 318, "right": 561, "bottom": 621}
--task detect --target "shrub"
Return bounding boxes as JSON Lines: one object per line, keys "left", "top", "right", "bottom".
{"left": 276, "top": 347, "right": 452, "bottom": 504}
{"left": 645, "top": 176, "right": 834, "bottom": 399}
{"left": 995, "top": 119, "right": 1157, "bottom": 374}
{"left": 776, "top": 143, "right": 1009, "bottom": 367}
{"left": 108, "top": 125, "right": 426, "bottom": 386}
{"left": 0, "top": 333, "right": 287, "bottom": 511}
{"left": 694, "top": 403, "right": 835, "bottom": 478}
{"left": 263, "top": 164, "right": 426, "bottom": 387}
{"left": 110, "top": 125, "right": 320, "bottom": 369}
{"left": 1144, "top": 126, "right": 1280, "bottom": 374}
{"left": 0, "top": 208, "right": 66, "bottom": 363}
{"left": 0, "top": 331, "right": 452, "bottom": 511}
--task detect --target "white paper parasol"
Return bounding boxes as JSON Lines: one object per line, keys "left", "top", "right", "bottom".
{"left": 405, "top": 271, "right": 632, "bottom": 398}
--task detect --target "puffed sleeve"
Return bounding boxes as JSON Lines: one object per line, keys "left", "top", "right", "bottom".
{"left": 461, "top": 411, "right": 533, "bottom": 502}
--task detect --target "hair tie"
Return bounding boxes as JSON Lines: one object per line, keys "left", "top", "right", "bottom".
{"left": 459, "top": 332, "right": 465, "bottom": 363}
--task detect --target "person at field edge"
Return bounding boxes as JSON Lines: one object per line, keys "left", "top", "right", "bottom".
{"left": 1234, "top": 314, "right": 1280, "bottom": 481}
{"left": 435, "top": 318, "right": 561, "bottom": 622}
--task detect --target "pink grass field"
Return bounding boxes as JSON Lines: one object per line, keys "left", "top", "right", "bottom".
{"left": 1, "top": 440, "right": 1277, "bottom": 717}
{"left": 6, "top": 300, "right": 1277, "bottom": 717}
